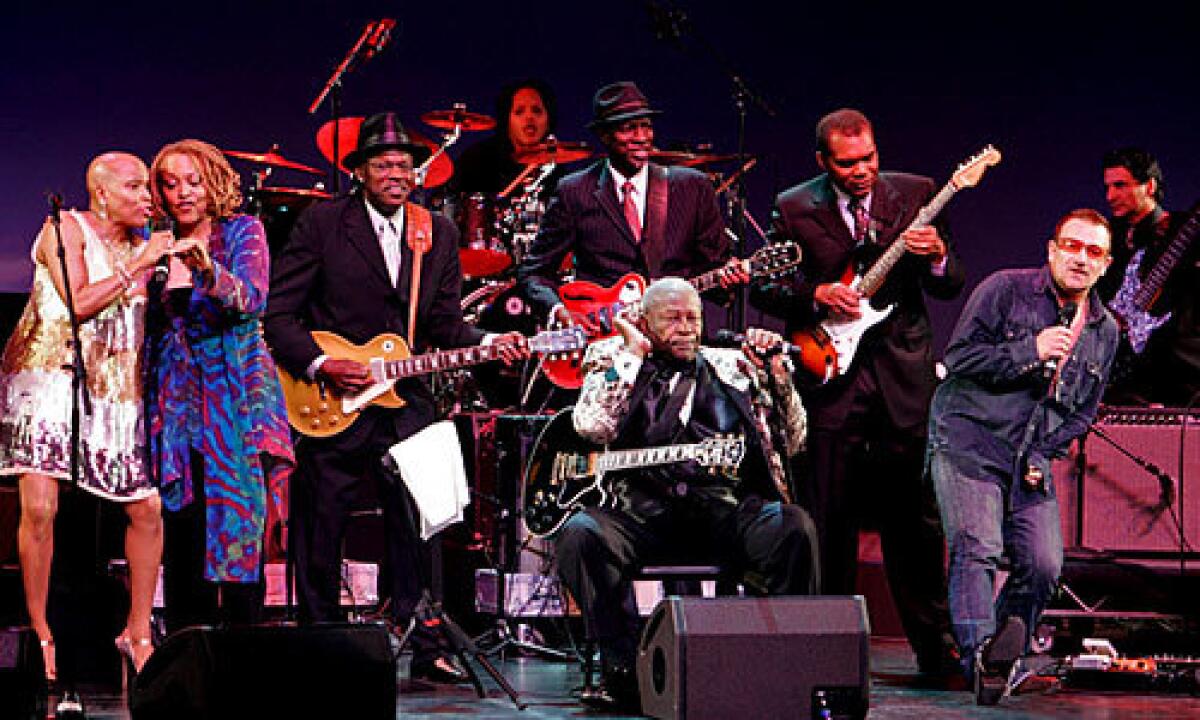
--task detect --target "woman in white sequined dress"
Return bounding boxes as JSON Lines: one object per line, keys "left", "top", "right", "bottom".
{"left": 0, "top": 152, "right": 172, "bottom": 689}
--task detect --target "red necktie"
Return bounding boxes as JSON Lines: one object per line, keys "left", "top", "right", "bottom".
{"left": 622, "top": 180, "right": 642, "bottom": 242}
{"left": 849, "top": 197, "right": 870, "bottom": 245}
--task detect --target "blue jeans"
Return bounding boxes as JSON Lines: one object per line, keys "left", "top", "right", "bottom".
{"left": 929, "top": 445, "right": 1063, "bottom": 671}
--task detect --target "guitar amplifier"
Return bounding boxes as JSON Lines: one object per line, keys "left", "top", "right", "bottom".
{"left": 1052, "top": 406, "right": 1200, "bottom": 567}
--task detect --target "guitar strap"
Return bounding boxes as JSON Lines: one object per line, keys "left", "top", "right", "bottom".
{"left": 404, "top": 202, "right": 433, "bottom": 348}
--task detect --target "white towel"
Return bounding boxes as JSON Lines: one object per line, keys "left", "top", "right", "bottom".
{"left": 385, "top": 420, "right": 470, "bottom": 540}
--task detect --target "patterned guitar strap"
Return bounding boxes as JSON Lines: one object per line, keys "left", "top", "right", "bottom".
{"left": 404, "top": 202, "right": 433, "bottom": 348}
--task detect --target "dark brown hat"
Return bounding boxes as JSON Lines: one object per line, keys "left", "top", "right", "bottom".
{"left": 587, "top": 81, "right": 661, "bottom": 129}
{"left": 343, "top": 112, "right": 431, "bottom": 169}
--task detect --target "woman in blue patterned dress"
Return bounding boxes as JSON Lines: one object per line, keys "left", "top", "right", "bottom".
{"left": 147, "top": 139, "right": 294, "bottom": 631}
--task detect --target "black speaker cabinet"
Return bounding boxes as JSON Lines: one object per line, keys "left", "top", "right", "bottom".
{"left": 1052, "top": 406, "right": 1200, "bottom": 567}
{"left": 637, "top": 596, "right": 870, "bottom": 720}
{"left": 0, "top": 626, "right": 43, "bottom": 720}
{"left": 129, "top": 622, "right": 395, "bottom": 720}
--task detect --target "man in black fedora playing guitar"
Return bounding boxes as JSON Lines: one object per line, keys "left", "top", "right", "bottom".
{"left": 265, "top": 112, "right": 526, "bottom": 684}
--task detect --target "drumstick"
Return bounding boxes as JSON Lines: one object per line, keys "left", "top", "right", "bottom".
{"left": 499, "top": 163, "right": 538, "bottom": 199}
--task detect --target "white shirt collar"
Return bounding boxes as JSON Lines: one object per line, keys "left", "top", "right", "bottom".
{"left": 363, "top": 197, "right": 405, "bottom": 237}
{"left": 608, "top": 161, "right": 649, "bottom": 198}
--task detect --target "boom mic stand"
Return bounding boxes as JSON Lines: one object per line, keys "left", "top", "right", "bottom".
{"left": 308, "top": 18, "right": 396, "bottom": 193}
{"left": 643, "top": 0, "right": 777, "bottom": 331}
{"left": 48, "top": 193, "right": 92, "bottom": 484}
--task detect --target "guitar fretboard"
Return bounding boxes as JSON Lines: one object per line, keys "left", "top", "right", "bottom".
{"left": 1133, "top": 209, "right": 1200, "bottom": 309}
{"left": 381, "top": 345, "right": 501, "bottom": 379}
{"left": 857, "top": 181, "right": 958, "bottom": 298}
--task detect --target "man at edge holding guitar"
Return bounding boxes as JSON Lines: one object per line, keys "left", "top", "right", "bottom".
{"left": 556, "top": 278, "right": 818, "bottom": 712}
{"left": 264, "top": 112, "right": 526, "bottom": 686}
{"left": 1099, "top": 147, "right": 1200, "bottom": 406}
{"left": 750, "top": 108, "right": 964, "bottom": 685}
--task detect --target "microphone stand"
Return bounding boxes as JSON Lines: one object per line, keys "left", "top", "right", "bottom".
{"left": 48, "top": 194, "right": 91, "bottom": 487}
{"left": 308, "top": 19, "right": 390, "bottom": 194}
{"left": 643, "top": 0, "right": 776, "bottom": 332}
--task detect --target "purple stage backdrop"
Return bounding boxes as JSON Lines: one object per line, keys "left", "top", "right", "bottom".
{"left": 1, "top": 1, "right": 1195, "bottom": 348}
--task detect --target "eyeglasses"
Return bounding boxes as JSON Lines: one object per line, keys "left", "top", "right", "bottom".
{"left": 1055, "top": 236, "right": 1108, "bottom": 260}
{"left": 366, "top": 160, "right": 415, "bottom": 174}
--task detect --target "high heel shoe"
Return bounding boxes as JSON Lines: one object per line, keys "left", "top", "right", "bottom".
{"left": 55, "top": 688, "right": 86, "bottom": 719}
{"left": 115, "top": 633, "right": 154, "bottom": 690}
{"left": 38, "top": 636, "right": 57, "bottom": 685}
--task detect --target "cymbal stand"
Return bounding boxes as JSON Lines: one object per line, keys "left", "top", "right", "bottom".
{"left": 416, "top": 103, "right": 466, "bottom": 188}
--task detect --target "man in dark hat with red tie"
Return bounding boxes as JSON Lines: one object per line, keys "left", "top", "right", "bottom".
{"left": 265, "top": 112, "right": 525, "bottom": 684}
{"left": 517, "top": 81, "right": 743, "bottom": 333}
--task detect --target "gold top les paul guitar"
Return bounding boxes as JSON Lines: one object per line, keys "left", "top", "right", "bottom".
{"left": 277, "top": 326, "right": 586, "bottom": 438}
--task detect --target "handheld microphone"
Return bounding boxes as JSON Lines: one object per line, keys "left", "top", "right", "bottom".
{"left": 1042, "top": 302, "right": 1077, "bottom": 380}
{"left": 713, "top": 329, "right": 802, "bottom": 357}
{"left": 47, "top": 192, "right": 64, "bottom": 224}
{"left": 147, "top": 215, "right": 176, "bottom": 285}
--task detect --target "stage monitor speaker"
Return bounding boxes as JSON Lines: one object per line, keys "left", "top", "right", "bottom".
{"left": 0, "top": 626, "right": 43, "bottom": 720}
{"left": 129, "top": 622, "right": 395, "bottom": 720}
{"left": 637, "top": 596, "right": 870, "bottom": 720}
{"left": 1052, "top": 407, "right": 1199, "bottom": 567}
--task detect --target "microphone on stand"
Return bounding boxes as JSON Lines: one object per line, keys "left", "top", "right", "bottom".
{"left": 1042, "top": 302, "right": 1078, "bottom": 380}
{"left": 47, "top": 192, "right": 64, "bottom": 224}
{"left": 362, "top": 18, "right": 396, "bottom": 61}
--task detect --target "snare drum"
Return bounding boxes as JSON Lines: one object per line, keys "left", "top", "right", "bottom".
{"left": 458, "top": 193, "right": 512, "bottom": 278}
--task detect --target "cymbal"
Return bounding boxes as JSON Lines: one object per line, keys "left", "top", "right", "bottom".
{"left": 648, "top": 149, "right": 744, "bottom": 167}
{"left": 421, "top": 108, "right": 496, "bottom": 132}
{"left": 315, "top": 117, "right": 453, "bottom": 188}
{"left": 513, "top": 140, "right": 593, "bottom": 166}
{"left": 223, "top": 148, "right": 323, "bottom": 175}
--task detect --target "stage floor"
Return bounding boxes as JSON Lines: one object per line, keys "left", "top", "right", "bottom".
{"left": 59, "top": 637, "right": 1200, "bottom": 719}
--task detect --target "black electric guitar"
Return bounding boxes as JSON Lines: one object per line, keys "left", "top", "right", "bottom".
{"left": 1108, "top": 201, "right": 1200, "bottom": 353}
{"left": 521, "top": 407, "right": 746, "bottom": 538}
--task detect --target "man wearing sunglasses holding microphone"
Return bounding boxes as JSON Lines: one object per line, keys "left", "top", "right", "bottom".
{"left": 925, "top": 209, "right": 1119, "bottom": 705}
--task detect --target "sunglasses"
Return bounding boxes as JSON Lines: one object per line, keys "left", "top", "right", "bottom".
{"left": 1055, "top": 236, "right": 1108, "bottom": 260}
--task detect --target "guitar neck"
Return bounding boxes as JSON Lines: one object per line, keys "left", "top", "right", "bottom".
{"left": 596, "top": 443, "right": 700, "bottom": 473}
{"left": 857, "top": 180, "right": 959, "bottom": 298}
{"left": 690, "top": 267, "right": 724, "bottom": 293}
{"left": 381, "top": 344, "right": 501, "bottom": 380}
{"left": 1133, "top": 210, "right": 1200, "bottom": 309}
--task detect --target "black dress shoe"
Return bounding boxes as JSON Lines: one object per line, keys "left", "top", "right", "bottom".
{"left": 974, "top": 616, "right": 1026, "bottom": 706}
{"left": 580, "top": 665, "right": 640, "bottom": 713}
{"left": 410, "top": 655, "right": 470, "bottom": 684}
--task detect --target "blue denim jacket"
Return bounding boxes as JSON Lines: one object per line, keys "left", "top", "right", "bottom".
{"left": 928, "top": 267, "right": 1118, "bottom": 508}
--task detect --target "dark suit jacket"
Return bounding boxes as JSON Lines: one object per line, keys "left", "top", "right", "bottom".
{"left": 517, "top": 160, "right": 728, "bottom": 317}
{"left": 264, "top": 193, "right": 483, "bottom": 450}
{"left": 751, "top": 172, "right": 965, "bottom": 432}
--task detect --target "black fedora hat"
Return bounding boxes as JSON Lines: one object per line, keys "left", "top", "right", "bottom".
{"left": 587, "top": 81, "right": 661, "bottom": 129}
{"left": 343, "top": 112, "right": 431, "bottom": 169}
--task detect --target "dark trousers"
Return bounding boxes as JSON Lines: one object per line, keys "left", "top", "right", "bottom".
{"left": 290, "top": 429, "right": 438, "bottom": 654}
{"left": 555, "top": 493, "right": 819, "bottom": 671}
{"left": 804, "top": 368, "right": 954, "bottom": 667}
{"left": 162, "top": 452, "right": 264, "bottom": 633}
